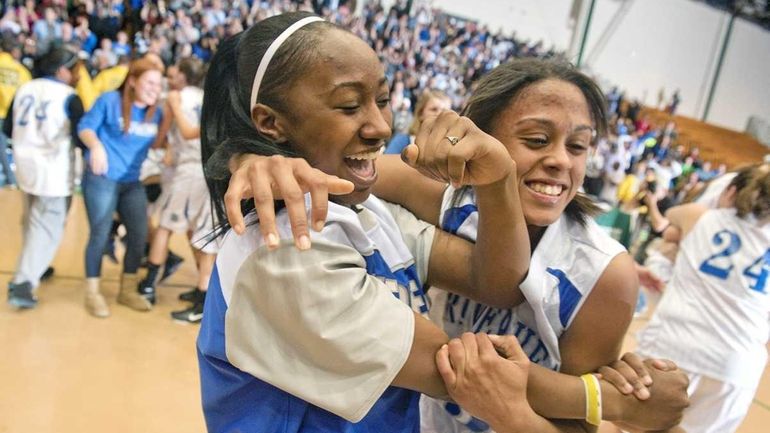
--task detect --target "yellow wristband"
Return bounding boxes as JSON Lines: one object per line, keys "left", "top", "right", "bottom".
{"left": 581, "top": 373, "right": 602, "bottom": 426}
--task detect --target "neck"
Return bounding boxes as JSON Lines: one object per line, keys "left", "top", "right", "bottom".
{"left": 527, "top": 224, "right": 546, "bottom": 252}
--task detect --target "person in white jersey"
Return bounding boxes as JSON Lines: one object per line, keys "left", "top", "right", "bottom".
{"left": 226, "top": 58, "right": 691, "bottom": 432}
{"left": 136, "top": 58, "right": 216, "bottom": 323}
{"left": 635, "top": 163, "right": 770, "bottom": 433}
{"left": 6, "top": 47, "right": 83, "bottom": 309}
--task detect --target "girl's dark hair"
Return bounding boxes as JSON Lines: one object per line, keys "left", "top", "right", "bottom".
{"left": 200, "top": 12, "right": 340, "bottom": 236}
{"left": 461, "top": 58, "right": 608, "bottom": 225}
{"left": 177, "top": 57, "right": 206, "bottom": 88}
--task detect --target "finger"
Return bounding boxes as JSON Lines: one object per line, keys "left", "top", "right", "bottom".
{"left": 444, "top": 121, "right": 470, "bottom": 187}
{"left": 487, "top": 334, "right": 527, "bottom": 362}
{"left": 248, "top": 167, "right": 281, "bottom": 248}
{"left": 270, "top": 160, "right": 311, "bottom": 250}
{"left": 475, "top": 333, "right": 498, "bottom": 360}
{"left": 327, "top": 176, "right": 355, "bottom": 195}
{"left": 596, "top": 366, "right": 634, "bottom": 395}
{"left": 436, "top": 344, "right": 457, "bottom": 389}
{"left": 460, "top": 332, "right": 479, "bottom": 365}
{"left": 224, "top": 171, "right": 250, "bottom": 235}
{"left": 414, "top": 115, "right": 441, "bottom": 177}
{"left": 622, "top": 352, "right": 653, "bottom": 386}
{"left": 295, "top": 165, "right": 330, "bottom": 232}
{"left": 401, "top": 143, "right": 420, "bottom": 167}
{"left": 650, "top": 358, "right": 678, "bottom": 372}
{"left": 447, "top": 338, "right": 467, "bottom": 379}
{"left": 612, "top": 360, "right": 650, "bottom": 399}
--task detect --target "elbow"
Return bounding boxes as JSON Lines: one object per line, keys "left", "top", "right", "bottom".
{"left": 472, "top": 281, "right": 525, "bottom": 309}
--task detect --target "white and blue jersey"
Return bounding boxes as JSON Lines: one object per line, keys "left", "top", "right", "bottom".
{"left": 638, "top": 209, "right": 770, "bottom": 389}
{"left": 421, "top": 186, "right": 626, "bottom": 433}
{"left": 197, "top": 195, "right": 434, "bottom": 433}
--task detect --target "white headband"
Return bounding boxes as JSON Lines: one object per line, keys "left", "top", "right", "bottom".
{"left": 249, "top": 16, "right": 325, "bottom": 109}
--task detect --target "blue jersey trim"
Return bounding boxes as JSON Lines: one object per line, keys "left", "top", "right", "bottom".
{"left": 364, "top": 250, "right": 429, "bottom": 314}
{"left": 547, "top": 267, "right": 583, "bottom": 327}
{"left": 441, "top": 204, "right": 478, "bottom": 235}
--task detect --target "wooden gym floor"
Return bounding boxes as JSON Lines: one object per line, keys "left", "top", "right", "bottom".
{"left": 1, "top": 188, "right": 768, "bottom": 433}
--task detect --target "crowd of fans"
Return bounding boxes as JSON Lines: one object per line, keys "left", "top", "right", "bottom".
{"left": 0, "top": 0, "right": 735, "bottom": 321}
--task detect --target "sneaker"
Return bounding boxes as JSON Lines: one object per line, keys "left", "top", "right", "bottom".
{"left": 137, "top": 277, "right": 157, "bottom": 305}
{"left": 40, "top": 266, "right": 55, "bottom": 281}
{"left": 160, "top": 251, "right": 184, "bottom": 283}
{"left": 8, "top": 281, "right": 37, "bottom": 309}
{"left": 178, "top": 287, "right": 204, "bottom": 303}
{"left": 171, "top": 300, "right": 204, "bottom": 324}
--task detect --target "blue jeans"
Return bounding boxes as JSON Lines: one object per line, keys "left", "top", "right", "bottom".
{"left": 82, "top": 170, "right": 148, "bottom": 277}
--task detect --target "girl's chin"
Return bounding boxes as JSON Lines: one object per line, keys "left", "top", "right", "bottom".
{"left": 330, "top": 189, "right": 372, "bottom": 207}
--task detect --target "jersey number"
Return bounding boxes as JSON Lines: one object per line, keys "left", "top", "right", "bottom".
{"left": 698, "top": 229, "right": 770, "bottom": 293}
{"left": 17, "top": 95, "right": 50, "bottom": 126}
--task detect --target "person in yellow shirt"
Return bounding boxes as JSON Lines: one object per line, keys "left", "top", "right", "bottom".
{"left": 76, "top": 55, "right": 129, "bottom": 110}
{"left": 92, "top": 56, "right": 129, "bottom": 94}
{"left": 0, "top": 35, "right": 31, "bottom": 187}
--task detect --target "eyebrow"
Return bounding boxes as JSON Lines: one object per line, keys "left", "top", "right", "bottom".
{"left": 515, "top": 118, "right": 594, "bottom": 133}
{"left": 330, "top": 77, "right": 389, "bottom": 92}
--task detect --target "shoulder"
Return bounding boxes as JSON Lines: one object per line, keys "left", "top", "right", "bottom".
{"left": 561, "top": 216, "right": 627, "bottom": 260}
{"left": 95, "top": 90, "right": 120, "bottom": 105}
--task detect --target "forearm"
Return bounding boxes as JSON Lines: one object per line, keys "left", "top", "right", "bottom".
{"left": 392, "top": 313, "right": 449, "bottom": 399}
{"left": 527, "top": 364, "right": 624, "bottom": 423}
{"left": 372, "top": 155, "right": 445, "bottom": 225}
{"left": 78, "top": 129, "right": 102, "bottom": 150}
{"left": 489, "top": 404, "right": 595, "bottom": 433}
{"left": 170, "top": 103, "right": 200, "bottom": 139}
{"left": 471, "top": 172, "right": 528, "bottom": 307}
{"left": 646, "top": 200, "right": 669, "bottom": 233}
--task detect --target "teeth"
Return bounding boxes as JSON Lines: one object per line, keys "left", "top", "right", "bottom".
{"left": 530, "top": 182, "right": 563, "bottom": 196}
{"left": 346, "top": 149, "right": 381, "bottom": 161}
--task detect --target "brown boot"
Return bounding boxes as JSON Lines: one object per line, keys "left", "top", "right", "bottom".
{"left": 84, "top": 277, "right": 110, "bottom": 318}
{"left": 117, "top": 273, "right": 152, "bottom": 311}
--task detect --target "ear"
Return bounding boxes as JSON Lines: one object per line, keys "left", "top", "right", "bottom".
{"left": 251, "top": 103, "right": 289, "bottom": 143}
{"left": 718, "top": 185, "right": 738, "bottom": 208}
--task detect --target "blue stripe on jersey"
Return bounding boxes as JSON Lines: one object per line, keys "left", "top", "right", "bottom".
{"left": 198, "top": 265, "right": 423, "bottom": 432}
{"left": 364, "top": 250, "right": 429, "bottom": 314}
{"left": 546, "top": 267, "right": 582, "bottom": 327}
{"left": 441, "top": 204, "right": 478, "bottom": 235}
{"left": 444, "top": 402, "right": 490, "bottom": 432}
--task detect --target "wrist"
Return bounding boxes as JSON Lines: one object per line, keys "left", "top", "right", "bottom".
{"left": 599, "top": 379, "right": 624, "bottom": 422}
{"left": 488, "top": 402, "right": 540, "bottom": 433}
{"left": 474, "top": 170, "right": 516, "bottom": 196}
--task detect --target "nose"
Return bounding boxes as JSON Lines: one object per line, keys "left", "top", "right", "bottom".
{"left": 543, "top": 141, "right": 573, "bottom": 172}
{"left": 360, "top": 101, "right": 392, "bottom": 143}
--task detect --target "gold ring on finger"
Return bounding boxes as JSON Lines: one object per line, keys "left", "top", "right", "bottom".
{"left": 445, "top": 136, "right": 460, "bottom": 146}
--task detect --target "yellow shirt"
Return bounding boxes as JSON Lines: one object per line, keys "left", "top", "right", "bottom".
{"left": 77, "top": 64, "right": 129, "bottom": 110}
{"left": 75, "top": 63, "right": 99, "bottom": 111}
{"left": 0, "top": 52, "right": 31, "bottom": 119}
{"left": 93, "top": 65, "right": 128, "bottom": 94}
{"left": 617, "top": 174, "right": 641, "bottom": 204}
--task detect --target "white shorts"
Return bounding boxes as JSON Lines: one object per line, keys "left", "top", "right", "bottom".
{"left": 157, "top": 166, "right": 219, "bottom": 254}
{"left": 678, "top": 370, "right": 756, "bottom": 433}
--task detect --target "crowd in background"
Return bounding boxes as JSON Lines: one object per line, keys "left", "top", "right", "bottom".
{"left": 0, "top": 0, "right": 740, "bottom": 319}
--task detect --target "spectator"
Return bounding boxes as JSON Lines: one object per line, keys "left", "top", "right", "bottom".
{"left": 77, "top": 57, "right": 165, "bottom": 317}
{"left": 385, "top": 89, "right": 450, "bottom": 155}
{"left": 5, "top": 47, "right": 84, "bottom": 309}
{"left": 0, "top": 34, "right": 31, "bottom": 187}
